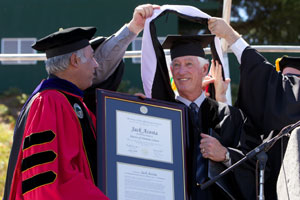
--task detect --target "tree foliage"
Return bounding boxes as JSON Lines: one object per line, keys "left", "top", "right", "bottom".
{"left": 0, "top": 123, "right": 13, "bottom": 199}
{"left": 230, "top": 0, "right": 300, "bottom": 44}
{"left": 195, "top": 0, "right": 300, "bottom": 45}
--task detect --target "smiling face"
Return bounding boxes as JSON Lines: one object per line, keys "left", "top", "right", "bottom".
{"left": 171, "top": 55, "right": 208, "bottom": 101}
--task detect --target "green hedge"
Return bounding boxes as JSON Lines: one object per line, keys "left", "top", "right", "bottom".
{"left": 0, "top": 123, "right": 13, "bottom": 198}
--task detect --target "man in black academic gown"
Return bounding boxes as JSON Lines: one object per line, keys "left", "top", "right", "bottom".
{"left": 208, "top": 18, "right": 300, "bottom": 200}
{"left": 276, "top": 55, "right": 300, "bottom": 75}
{"left": 161, "top": 35, "right": 245, "bottom": 200}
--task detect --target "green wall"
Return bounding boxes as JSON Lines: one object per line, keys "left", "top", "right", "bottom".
{"left": 0, "top": 0, "right": 220, "bottom": 94}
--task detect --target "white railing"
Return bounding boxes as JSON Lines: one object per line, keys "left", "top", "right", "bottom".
{"left": 0, "top": 46, "right": 300, "bottom": 61}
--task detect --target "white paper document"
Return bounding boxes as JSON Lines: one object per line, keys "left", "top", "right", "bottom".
{"left": 117, "top": 162, "right": 174, "bottom": 200}
{"left": 116, "top": 110, "right": 173, "bottom": 163}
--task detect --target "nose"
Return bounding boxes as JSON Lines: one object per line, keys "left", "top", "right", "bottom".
{"left": 93, "top": 58, "right": 99, "bottom": 69}
{"left": 177, "top": 66, "right": 186, "bottom": 75}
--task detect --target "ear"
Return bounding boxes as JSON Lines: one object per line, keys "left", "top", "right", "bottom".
{"left": 202, "top": 63, "right": 209, "bottom": 75}
{"left": 70, "top": 53, "right": 79, "bottom": 68}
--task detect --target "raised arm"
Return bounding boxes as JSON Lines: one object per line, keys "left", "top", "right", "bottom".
{"left": 93, "top": 4, "right": 160, "bottom": 85}
{"left": 208, "top": 17, "right": 240, "bottom": 46}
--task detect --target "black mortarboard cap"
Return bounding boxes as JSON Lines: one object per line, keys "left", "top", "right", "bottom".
{"left": 32, "top": 27, "right": 97, "bottom": 58}
{"left": 90, "top": 36, "right": 106, "bottom": 51}
{"left": 278, "top": 55, "right": 300, "bottom": 71}
{"left": 162, "top": 34, "right": 215, "bottom": 60}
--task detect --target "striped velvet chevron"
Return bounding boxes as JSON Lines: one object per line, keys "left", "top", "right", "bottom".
{"left": 23, "top": 130, "right": 55, "bottom": 150}
{"left": 21, "top": 151, "right": 57, "bottom": 172}
{"left": 22, "top": 171, "right": 56, "bottom": 194}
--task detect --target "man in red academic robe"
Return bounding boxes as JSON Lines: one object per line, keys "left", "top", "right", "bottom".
{"left": 3, "top": 4, "right": 159, "bottom": 200}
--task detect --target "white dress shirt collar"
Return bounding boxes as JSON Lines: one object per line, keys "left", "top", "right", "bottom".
{"left": 176, "top": 92, "right": 206, "bottom": 111}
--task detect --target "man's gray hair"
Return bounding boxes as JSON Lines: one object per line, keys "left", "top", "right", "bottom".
{"left": 45, "top": 48, "right": 87, "bottom": 75}
{"left": 197, "top": 57, "right": 209, "bottom": 68}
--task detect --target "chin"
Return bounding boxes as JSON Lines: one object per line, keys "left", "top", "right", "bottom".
{"left": 81, "top": 83, "right": 92, "bottom": 91}
{"left": 86, "top": 83, "right": 93, "bottom": 90}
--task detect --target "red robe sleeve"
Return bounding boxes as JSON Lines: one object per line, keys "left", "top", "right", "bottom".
{"left": 10, "top": 90, "right": 109, "bottom": 200}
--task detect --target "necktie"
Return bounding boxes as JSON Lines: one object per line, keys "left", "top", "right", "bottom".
{"left": 189, "top": 102, "right": 206, "bottom": 184}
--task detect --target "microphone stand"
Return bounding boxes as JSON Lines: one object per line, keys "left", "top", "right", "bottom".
{"left": 201, "top": 120, "right": 300, "bottom": 199}
{"left": 256, "top": 151, "right": 268, "bottom": 200}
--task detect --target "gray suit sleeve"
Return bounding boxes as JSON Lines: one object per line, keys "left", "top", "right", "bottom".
{"left": 93, "top": 24, "right": 137, "bottom": 85}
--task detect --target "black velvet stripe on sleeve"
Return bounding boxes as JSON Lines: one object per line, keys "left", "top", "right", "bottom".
{"left": 23, "top": 130, "right": 55, "bottom": 150}
{"left": 22, "top": 151, "right": 57, "bottom": 172}
{"left": 22, "top": 171, "right": 56, "bottom": 194}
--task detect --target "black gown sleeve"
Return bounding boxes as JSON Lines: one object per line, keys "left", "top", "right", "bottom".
{"left": 234, "top": 47, "right": 300, "bottom": 200}
{"left": 235, "top": 47, "right": 300, "bottom": 135}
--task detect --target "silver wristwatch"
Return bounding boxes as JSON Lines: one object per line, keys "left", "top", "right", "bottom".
{"left": 223, "top": 149, "right": 230, "bottom": 163}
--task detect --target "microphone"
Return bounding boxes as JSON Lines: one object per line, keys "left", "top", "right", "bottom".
{"left": 264, "top": 120, "right": 300, "bottom": 152}
{"left": 280, "top": 120, "right": 300, "bottom": 136}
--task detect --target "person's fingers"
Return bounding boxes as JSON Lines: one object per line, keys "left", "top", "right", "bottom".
{"left": 152, "top": 4, "right": 160, "bottom": 9}
{"left": 208, "top": 23, "right": 216, "bottom": 33}
{"left": 199, "top": 143, "right": 205, "bottom": 149}
{"left": 200, "top": 145, "right": 205, "bottom": 153}
{"left": 215, "top": 60, "right": 220, "bottom": 73}
{"left": 215, "top": 60, "right": 225, "bottom": 83}
{"left": 144, "top": 6, "right": 152, "bottom": 18}
{"left": 143, "top": 4, "right": 158, "bottom": 18}
{"left": 204, "top": 75, "right": 211, "bottom": 81}
{"left": 208, "top": 17, "right": 217, "bottom": 24}
{"left": 200, "top": 143, "right": 207, "bottom": 152}
{"left": 215, "top": 61, "right": 222, "bottom": 80}
{"left": 210, "top": 60, "right": 215, "bottom": 77}
{"left": 223, "top": 78, "right": 231, "bottom": 92}
{"left": 143, "top": 6, "right": 151, "bottom": 18}
{"left": 202, "top": 77, "right": 215, "bottom": 88}
{"left": 208, "top": 18, "right": 217, "bottom": 30}
{"left": 200, "top": 134, "right": 217, "bottom": 159}
{"left": 215, "top": 60, "right": 220, "bottom": 71}
{"left": 202, "top": 148, "right": 213, "bottom": 159}
{"left": 201, "top": 146, "right": 216, "bottom": 159}
{"left": 203, "top": 139, "right": 217, "bottom": 150}
{"left": 134, "top": 93, "right": 147, "bottom": 99}
{"left": 136, "top": 4, "right": 159, "bottom": 20}
{"left": 202, "top": 152, "right": 208, "bottom": 158}
{"left": 135, "top": 7, "right": 145, "bottom": 18}
{"left": 200, "top": 138, "right": 211, "bottom": 148}
{"left": 200, "top": 133, "right": 210, "bottom": 138}
{"left": 200, "top": 146, "right": 205, "bottom": 153}
{"left": 214, "top": 61, "right": 218, "bottom": 73}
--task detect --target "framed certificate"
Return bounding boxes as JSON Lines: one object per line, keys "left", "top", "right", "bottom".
{"left": 96, "top": 89, "right": 188, "bottom": 200}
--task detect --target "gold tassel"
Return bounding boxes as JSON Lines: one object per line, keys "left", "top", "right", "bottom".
{"left": 275, "top": 57, "right": 282, "bottom": 72}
